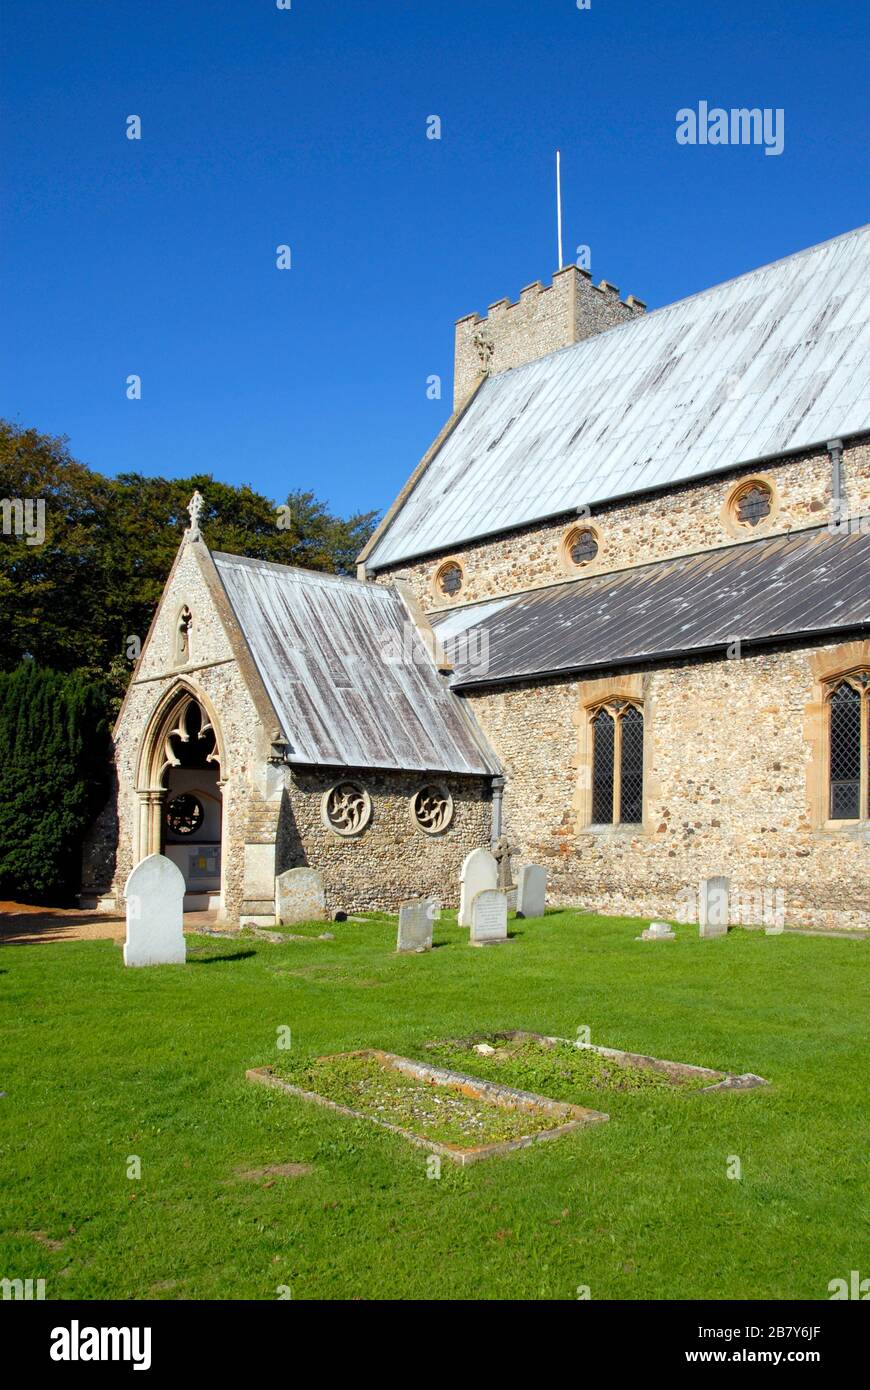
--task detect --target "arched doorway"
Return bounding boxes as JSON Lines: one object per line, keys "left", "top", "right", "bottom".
{"left": 136, "top": 686, "right": 225, "bottom": 912}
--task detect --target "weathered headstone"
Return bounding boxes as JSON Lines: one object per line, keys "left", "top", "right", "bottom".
{"left": 638, "top": 921, "right": 676, "bottom": 941}
{"left": 123, "top": 853, "right": 186, "bottom": 967}
{"left": 516, "top": 864, "right": 546, "bottom": 919}
{"left": 396, "top": 897, "right": 438, "bottom": 953}
{"left": 699, "top": 876, "right": 730, "bottom": 938}
{"left": 275, "top": 866, "right": 326, "bottom": 925}
{"left": 459, "top": 847, "right": 498, "bottom": 926}
{"left": 470, "top": 888, "right": 508, "bottom": 946}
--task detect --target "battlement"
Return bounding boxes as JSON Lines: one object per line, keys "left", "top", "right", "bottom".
{"left": 454, "top": 264, "right": 645, "bottom": 409}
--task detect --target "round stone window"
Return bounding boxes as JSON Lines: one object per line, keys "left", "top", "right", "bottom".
{"left": 435, "top": 560, "right": 463, "bottom": 598}
{"left": 166, "top": 793, "right": 204, "bottom": 836}
{"left": 411, "top": 783, "right": 454, "bottom": 835}
{"left": 734, "top": 481, "right": 772, "bottom": 527}
{"left": 321, "top": 781, "right": 372, "bottom": 837}
{"left": 724, "top": 476, "right": 777, "bottom": 535}
{"left": 562, "top": 524, "right": 600, "bottom": 570}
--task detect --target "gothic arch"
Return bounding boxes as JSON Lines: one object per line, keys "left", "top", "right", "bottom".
{"left": 134, "top": 681, "right": 226, "bottom": 870}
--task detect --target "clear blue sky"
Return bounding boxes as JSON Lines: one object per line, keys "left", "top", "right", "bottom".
{"left": 2, "top": 0, "right": 868, "bottom": 522}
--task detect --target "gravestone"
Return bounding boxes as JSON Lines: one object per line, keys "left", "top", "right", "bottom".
{"left": 470, "top": 888, "right": 508, "bottom": 946}
{"left": 638, "top": 921, "right": 676, "bottom": 941}
{"left": 275, "top": 867, "right": 326, "bottom": 925}
{"left": 699, "top": 876, "right": 730, "bottom": 938}
{"left": 396, "top": 897, "right": 438, "bottom": 953}
{"left": 516, "top": 864, "right": 546, "bottom": 919}
{"left": 458, "top": 847, "right": 498, "bottom": 926}
{"left": 123, "top": 853, "right": 186, "bottom": 967}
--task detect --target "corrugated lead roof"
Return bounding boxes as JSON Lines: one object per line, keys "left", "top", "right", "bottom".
{"left": 212, "top": 552, "right": 499, "bottom": 775}
{"left": 367, "top": 223, "right": 870, "bottom": 569}
{"left": 432, "top": 526, "right": 870, "bottom": 687}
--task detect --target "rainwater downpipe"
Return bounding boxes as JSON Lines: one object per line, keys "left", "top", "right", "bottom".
{"left": 490, "top": 775, "right": 505, "bottom": 848}
{"left": 828, "top": 437, "right": 845, "bottom": 525}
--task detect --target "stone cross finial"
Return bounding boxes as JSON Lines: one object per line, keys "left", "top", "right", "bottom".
{"left": 186, "top": 491, "right": 205, "bottom": 540}
{"left": 493, "top": 834, "right": 514, "bottom": 891}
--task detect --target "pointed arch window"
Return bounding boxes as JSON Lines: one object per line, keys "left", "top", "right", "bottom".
{"left": 591, "top": 700, "right": 644, "bottom": 825}
{"left": 827, "top": 673, "right": 869, "bottom": 820}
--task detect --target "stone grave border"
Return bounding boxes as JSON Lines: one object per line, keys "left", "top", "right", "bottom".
{"left": 423, "top": 1030, "right": 770, "bottom": 1093}
{"left": 247, "top": 1049, "right": 608, "bottom": 1166}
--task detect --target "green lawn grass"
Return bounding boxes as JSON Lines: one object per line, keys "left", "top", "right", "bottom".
{"left": 1, "top": 911, "right": 867, "bottom": 1301}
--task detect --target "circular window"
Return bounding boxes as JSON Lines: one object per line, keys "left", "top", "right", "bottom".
{"left": 166, "top": 793, "right": 204, "bottom": 836}
{"left": 434, "top": 560, "right": 463, "bottom": 598}
{"left": 411, "top": 783, "right": 454, "bottom": 834}
{"left": 562, "top": 524, "right": 600, "bottom": 570}
{"left": 724, "top": 476, "right": 777, "bottom": 535}
{"left": 735, "top": 482, "right": 772, "bottom": 527}
{"left": 321, "top": 782, "right": 372, "bottom": 837}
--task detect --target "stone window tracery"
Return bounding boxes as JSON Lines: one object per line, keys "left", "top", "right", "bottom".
{"left": 411, "top": 783, "right": 454, "bottom": 834}
{"left": 736, "top": 484, "right": 772, "bottom": 527}
{"left": 561, "top": 523, "right": 601, "bottom": 572}
{"left": 436, "top": 561, "right": 463, "bottom": 598}
{"left": 724, "top": 476, "right": 777, "bottom": 535}
{"left": 166, "top": 793, "right": 204, "bottom": 836}
{"left": 321, "top": 781, "right": 372, "bottom": 837}
{"left": 590, "top": 700, "right": 644, "bottom": 825}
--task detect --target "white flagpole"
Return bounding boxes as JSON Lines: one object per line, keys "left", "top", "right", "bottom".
{"left": 556, "top": 150, "right": 563, "bottom": 270}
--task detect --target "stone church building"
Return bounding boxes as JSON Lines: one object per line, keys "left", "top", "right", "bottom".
{"left": 84, "top": 223, "right": 870, "bottom": 931}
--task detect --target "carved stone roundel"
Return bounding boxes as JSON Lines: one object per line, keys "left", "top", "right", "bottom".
{"left": 411, "top": 783, "right": 454, "bottom": 835}
{"left": 322, "top": 782, "right": 372, "bottom": 837}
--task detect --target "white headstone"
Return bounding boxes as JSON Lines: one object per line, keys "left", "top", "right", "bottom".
{"left": 699, "top": 876, "right": 730, "bottom": 938}
{"left": 396, "top": 897, "right": 438, "bottom": 953}
{"left": 516, "top": 864, "right": 546, "bottom": 919}
{"left": 639, "top": 921, "right": 676, "bottom": 941}
{"left": 123, "top": 853, "right": 186, "bottom": 967}
{"left": 470, "top": 888, "right": 508, "bottom": 946}
{"left": 275, "top": 867, "right": 326, "bottom": 925}
{"left": 459, "top": 848, "right": 498, "bottom": 927}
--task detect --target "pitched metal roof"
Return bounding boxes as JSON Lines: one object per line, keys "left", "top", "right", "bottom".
{"left": 211, "top": 552, "right": 499, "bottom": 775}
{"left": 432, "top": 526, "right": 870, "bottom": 687}
{"left": 367, "top": 224, "right": 870, "bottom": 569}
